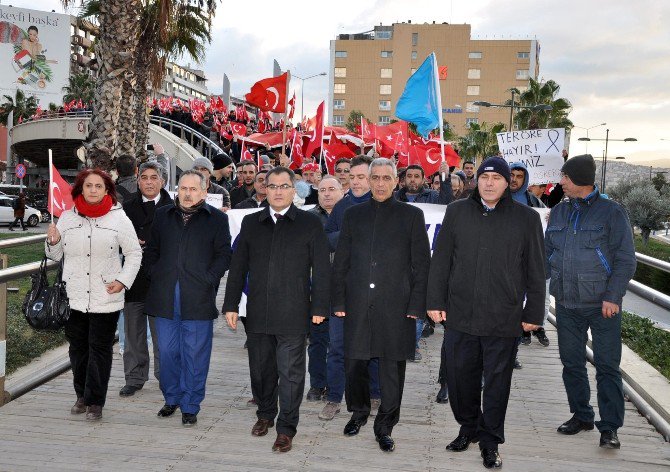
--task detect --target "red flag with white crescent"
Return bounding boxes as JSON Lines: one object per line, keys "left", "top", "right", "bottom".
{"left": 240, "top": 140, "right": 252, "bottom": 161}
{"left": 245, "top": 72, "right": 288, "bottom": 113}
{"left": 409, "top": 144, "right": 442, "bottom": 176}
{"left": 304, "top": 101, "right": 324, "bottom": 159}
{"left": 50, "top": 164, "right": 74, "bottom": 218}
{"left": 231, "top": 122, "right": 247, "bottom": 137}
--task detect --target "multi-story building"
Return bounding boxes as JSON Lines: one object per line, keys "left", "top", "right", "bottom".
{"left": 152, "top": 63, "right": 211, "bottom": 102}
{"left": 328, "top": 22, "right": 540, "bottom": 136}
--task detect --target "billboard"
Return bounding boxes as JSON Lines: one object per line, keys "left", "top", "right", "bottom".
{"left": 0, "top": 6, "right": 71, "bottom": 103}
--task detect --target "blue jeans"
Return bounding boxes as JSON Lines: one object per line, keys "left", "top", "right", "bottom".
{"left": 326, "top": 315, "right": 380, "bottom": 403}
{"left": 415, "top": 318, "right": 424, "bottom": 350}
{"left": 556, "top": 303, "right": 624, "bottom": 431}
{"left": 154, "top": 282, "right": 214, "bottom": 415}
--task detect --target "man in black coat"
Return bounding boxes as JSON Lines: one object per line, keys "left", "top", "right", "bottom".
{"left": 332, "top": 158, "right": 431, "bottom": 453}
{"left": 119, "top": 162, "right": 173, "bottom": 398}
{"left": 223, "top": 166, "right": 330, "bottom": 453}
{"left": 144, "top": 170, "right": 232, "bottom": 427}
{"left": 426, "top": 157, "right": 546, "bottom": 469}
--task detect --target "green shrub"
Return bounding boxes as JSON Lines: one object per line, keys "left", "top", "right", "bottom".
{"left": 633, "top": 235, "right": 670, "bottom": 296}
{"left": 621, "top": 311, "right": 670, "bottom": 380}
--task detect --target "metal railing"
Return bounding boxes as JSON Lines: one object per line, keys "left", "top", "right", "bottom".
{"left": 631, "top": 252, "right": 670, "bottom": 310}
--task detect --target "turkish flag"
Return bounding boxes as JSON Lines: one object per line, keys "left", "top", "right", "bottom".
{"left": 258, "top": 119, "right": 266, "bottom": 133}
{"left": 240, "top": 140, "right": 252, "bottom": 161}
{"left": 50, "top": 164, "right": 74, "bottom": 218}
{"left": 377, "top": 121, "right": 409, "bottom": 155}
{"left": 304, "top": 101, "right": 324, "bottom": 159}
{"left": 322, "top": 140, "right": 355, "bottom": 174}
{"left": 245, "top": 72, "right": 289, "bottom": 113}
{"left": 231, "top": 122, "right": 247, "bottom": 137}
{"left": 409, "top": 144, "right": 442, "bottom": 176}
{"left": 289, "top": 131, "right": 304, "bottom": 170}
{"left": 288, "top": 92, "right": 296, "bottom": 120}
{"left": 439, "top": 66, "right": 448, "bottom": 80}
{"left": 361, "top": 117, "right": 376, "bottom": 143}
{"left": 444, "top": 144, "right": 461, "bottom": 167}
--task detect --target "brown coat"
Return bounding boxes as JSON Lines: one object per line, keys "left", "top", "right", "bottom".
{"left": 13, "top": 196, "right": 25, "bottom": 218}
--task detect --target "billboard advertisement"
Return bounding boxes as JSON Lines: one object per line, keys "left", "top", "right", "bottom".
{"left": 0, "top": 6, "right": 71, "bottom": 103}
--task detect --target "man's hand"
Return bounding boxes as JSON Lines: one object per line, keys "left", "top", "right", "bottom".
{"left": 106, "top": 280, "right": 125, "bottom": 294}
{"left": 522, "top": 322, "right": 540, "bottom": 332}
{"left": 602, "top": 301, "right": 619, "bottom": 318}
{"left": 439, "top": 161, "right": 449, "bottom": 175}
{"left": 152, "top": 142, "right": 165, "bottom": 156}
{"left": 334, "top": 311, "right": 346, "bottom": 317}
{"left": 406, "top": 315, "right": 418, "bottom": 319}
{"left": 225, "top": 312, "right": 239, "bottom": 330}
{"left": 279, "top": 154, "right": 291, "bottom": 167}
{"left": 428, "top": 310, "right": 446, "bottom": 323}
{"left": 221, "top": 206, "right": 230, "bottom": 213}
{"left": 312, "top": 316, "right": 326, "bottom": 324}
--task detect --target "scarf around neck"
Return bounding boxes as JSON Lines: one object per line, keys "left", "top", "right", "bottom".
{"left": 74, "top": 194, "right": 113, "bottom": 218}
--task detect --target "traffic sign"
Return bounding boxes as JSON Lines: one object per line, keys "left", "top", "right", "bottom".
{"left": 15, "top": 164, "right": 26, "bottom": 179}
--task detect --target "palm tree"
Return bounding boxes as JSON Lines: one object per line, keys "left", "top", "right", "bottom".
{"left": 78, "top": 0, "right": 214, "bottom": 161}
{"left": 0, "top": 89, "right": 39, "bottom": 126}
{"left": 457, "top": 121, "right": 505, "bottom": 165}
{"left": 62, "top": 0, "right": 143, "bottom": 169}
{"left": 509, "top": 78, "right": 573, "bottom": 131}
{"left": 62, "top": 72, "right": 96, "bottom": 105}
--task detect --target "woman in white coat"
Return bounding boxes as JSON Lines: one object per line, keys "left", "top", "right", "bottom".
{"left": 46, "top": 168, "right": 142, "bottom": 421}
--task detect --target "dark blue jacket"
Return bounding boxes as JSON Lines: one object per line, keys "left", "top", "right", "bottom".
{"left": 325, "top": 191, "right": 371, "bottom": 252}
{"left": 545, "top": 189, "right": 636, "bottom": 309}
{"left": 144, "top": 202, "right": 232, "bottom": 320}
{"left": 393, "top": 178, "right": 453, "bottom": 205}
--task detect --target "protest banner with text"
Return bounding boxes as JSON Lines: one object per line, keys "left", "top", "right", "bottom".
{"left": 496, "top": 128, "right": 566, "bottom": 185}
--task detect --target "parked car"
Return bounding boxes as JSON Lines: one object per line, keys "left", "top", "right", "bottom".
{"left": 0, "top": 196, "right": 42, "bottom": 227}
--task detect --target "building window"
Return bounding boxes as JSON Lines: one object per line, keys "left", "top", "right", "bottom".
{"left": 333, "top": 115, "right": 345, "bottom": 125}
{"left": 466, "top": 101, "right": 480, "bottom": 113}
{"left": 334, "top": 67, "right": 347, "bottom": 78}
{"left": 376, "top": 30, "right": 392, "bottom": 39}
{"left": 333, "top": 99, "right": 345, "bottom": 110}
{"left": 516, "top": 69, "right": 530, "bottom": 80}
{"left": 379, "top": 100, "right": 391, "bottom": 111}
{"left": 380, "top": 68, "right": 392, "bottom": 78}
{"left": 411, "top": 51, "right": 417, "bottom": 60}
{"left": 467, "top": 68, "right": 481, "bottom": 79}
{"left": 466, "top": 85, "right": 480, "bottom": 96}
{"left": 468, "top": 51, "right": 482, "bottom": 59}
{"left": 412, "top": 32, "right": 418, "bottom": 46}
{"left": 380, "top": 84, "right": 392, "bottom": 95}
{"left": 334, "top": 83, "right": 346, "bottom": 94}
{"left": 379, "top": 116, "right": 391, "bottom": 125}
{"left": 466, "top": 118, "right": 479, "bottom": 127}
{"left": 381, "top": 50, "right": 393, "bottom": 58}
{"left": 335, "top": 50, "right": 348, "bottom": 58}
{"left": 517, "top": 51, "right": 530, "bottom": 59}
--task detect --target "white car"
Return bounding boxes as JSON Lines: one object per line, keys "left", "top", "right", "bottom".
{"left": 0, "top": 196, "right": 42, "bottom": 227}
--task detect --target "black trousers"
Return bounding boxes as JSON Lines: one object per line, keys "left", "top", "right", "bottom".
{"left": 9, "top": 217, "right": 25, "bottom": 230}
{"left": 64, "top": 310, "right": 120, "bottom": 407}
{"left": 247, "top": 332, "right": 306, "bottom": 437}
{"left": 345, "top": 357, "right": 407, "bottom": 437}
{"left": 443, "top": 329, "right": 517, "bottom": 450}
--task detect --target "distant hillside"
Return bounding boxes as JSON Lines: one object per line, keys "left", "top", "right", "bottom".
{"left": 596, "top": 160, "right": 670, "bottom": 187}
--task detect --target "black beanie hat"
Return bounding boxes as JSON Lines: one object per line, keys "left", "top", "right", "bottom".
{"left": 212, "top": 153, "right": 233, "bottom": 170}
{"left": 561, "top": 154, "right": 596, "bottom": 186}
{"left": 477, "top": 156, "right": 511, "bottom": 183}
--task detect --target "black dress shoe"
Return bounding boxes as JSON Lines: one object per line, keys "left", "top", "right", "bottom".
{"left": 557, "top": 415, "right": 594, "bottom": 435}
{"left": 119, "top": 384, "right": 142, "bottom": 397}
{"left": 534, "top": 327, "right": 550, "bottom": 347}
{"left": 343, "top": 417, "right": 367, "bottom": 436}
{"left": 520, "top": 331, "right": 532, "bottom": 345}
{"left": 182, "top": 413, "right": 197, "bottom": 427}
{"left": 436, "top": 384, "right": 449, "bottom": 404}
{"left": 376, "top": 434, "right": 395, "bottom": 452}
{"left": 445, "top": 433, "right": 478, "bottom": 452}
{"left": 481, "top": 448, "right": 502, "bottom": 469}
{"left": 599, "top": 430, "right": 620, "bottom": 449}
{"left": 157, "top": 404, "right": 179, "bottom": 417}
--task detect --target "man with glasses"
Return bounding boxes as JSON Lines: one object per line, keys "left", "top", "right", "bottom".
{"left": 223, "top": 166, "right": 330, "bottom": 453}
{"left": 334, "top": 158, "right": 351, "bottom": 194}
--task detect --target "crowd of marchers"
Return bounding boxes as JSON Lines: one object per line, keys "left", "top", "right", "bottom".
{"left": 45, "top": 146, "right": 636, "bottom": 469}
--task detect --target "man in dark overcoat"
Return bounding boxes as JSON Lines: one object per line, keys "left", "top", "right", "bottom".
{"left": 331, "top": 158, "right": 431, "bottom": 452}
{"left": 223, "top": 166, "right": 331, "bottom": 453}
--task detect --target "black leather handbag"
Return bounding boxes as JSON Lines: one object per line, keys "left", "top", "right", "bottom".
{"left": 22, "top": 256, "right": 71, "bottom": 331}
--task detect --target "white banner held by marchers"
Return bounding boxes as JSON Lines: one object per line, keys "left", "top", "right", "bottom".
{"left": 496, "top": 128, "right": 566, "bottom": 185}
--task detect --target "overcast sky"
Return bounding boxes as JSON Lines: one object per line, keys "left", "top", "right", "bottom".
{"left": 9, "top": 0, "right": 670, "bottom": 164}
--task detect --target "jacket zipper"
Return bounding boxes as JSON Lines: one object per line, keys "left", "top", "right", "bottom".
{"left": 595, "top": 247, "right": 612, "bottom": 276}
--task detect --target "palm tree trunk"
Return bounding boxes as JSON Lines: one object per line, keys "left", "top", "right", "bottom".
{"left": 86, "top": 0, "right": 140, "bottom": 170}
{"left": 132, "top": 48, "right": 152, "bottom": 162}
{"left": 115, "top": 77, "right": 137, "bottom": 158}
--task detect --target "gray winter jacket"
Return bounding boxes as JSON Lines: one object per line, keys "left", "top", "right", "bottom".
{"left": 545, "top": 189, "right": 636, "bottom": 309}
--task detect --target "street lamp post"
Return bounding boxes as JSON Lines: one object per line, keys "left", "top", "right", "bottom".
{"left": 573, "top": 122, "right": 606, "bottom": 153}
{"left": 578, "top": 130, "right": 637, "bottom": 193}
{"left": 472, "top": 98, "right": 552, "bottom": 131}
{"left": 292, "top": 72, "right": 326, "bottom": 125}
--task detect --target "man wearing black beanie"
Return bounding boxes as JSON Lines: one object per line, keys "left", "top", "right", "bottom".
{"left": 211, "top": 153, "right": 235, "bottom": 192}
{"left": 546, "top": 154, "right": 636, "bottom": 450}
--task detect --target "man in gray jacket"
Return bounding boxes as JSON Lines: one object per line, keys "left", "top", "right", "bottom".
{"left": 545, "top": 154, "right": 636, "bottom": 450}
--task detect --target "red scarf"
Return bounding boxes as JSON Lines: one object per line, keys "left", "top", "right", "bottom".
{"left": 74, "top": 194, "right": 114, "bottom": 218}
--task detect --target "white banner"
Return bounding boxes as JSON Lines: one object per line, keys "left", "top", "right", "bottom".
{"left": 496, "top": 128, "right": 566, "bottom": 185}
{"left": 0, "top": 7, "right": 71, "bottom": 102}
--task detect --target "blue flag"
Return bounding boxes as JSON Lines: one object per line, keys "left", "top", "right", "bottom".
{"left": 395, "top": 53, "right": 440, "bottom": 138}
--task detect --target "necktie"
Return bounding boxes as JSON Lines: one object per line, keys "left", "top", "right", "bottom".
{"left": 274, "top": 213, "right": 285, "bottom": 221}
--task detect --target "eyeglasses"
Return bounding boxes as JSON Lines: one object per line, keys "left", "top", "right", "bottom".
{"left": 335, "top": 168, "right": 350, "bottom": 173}
{"left": 266, "top": 184, "right": 294, "bottom": 191}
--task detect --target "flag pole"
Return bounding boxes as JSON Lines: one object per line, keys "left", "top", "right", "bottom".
{"left": 318, "top": 101, "right": 325, "bottom": 172}
{"left": 48, "top": 149, "right": 53, "bottom": 218}
{"left": 360, "top": 116, "right": 364, "bottom": 154}
{"left": 282, "top": 71, "right": 291, "bottom": 159}
{"left": 432, "top": 52, "right": 446, "bottom": 181}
